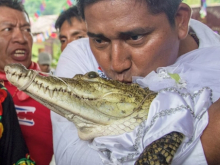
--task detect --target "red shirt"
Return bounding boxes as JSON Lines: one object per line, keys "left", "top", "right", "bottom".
{"left": 0, "top": 62, "right": 53, "bottom": 165}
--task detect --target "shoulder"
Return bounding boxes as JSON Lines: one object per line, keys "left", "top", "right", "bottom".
{"left": 55, "top": 38, "right": 99, "bottom": 77}
{"left": 61, "top": 38, "right": 95, "bottom": 64}
{"left": 65, "top": 38, "right": 92, "bottom": 54}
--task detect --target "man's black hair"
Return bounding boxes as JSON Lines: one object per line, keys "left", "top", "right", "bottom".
{"left": 0, "top": 0, "right": 29, "bottom": 17}
{"left": 55, "top": 5, "right": 83, "bottom": 30}
{"left": 76, "top": 0, "right": 183, "bottom": 26}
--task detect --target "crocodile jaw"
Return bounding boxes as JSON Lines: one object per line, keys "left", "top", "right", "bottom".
{"left": 5, "top": 64, "right": 155, "bottom": 140}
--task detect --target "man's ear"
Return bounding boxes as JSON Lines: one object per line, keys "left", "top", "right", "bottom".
{"left": 175, "top": 3, "right": 192, "bottom": 40}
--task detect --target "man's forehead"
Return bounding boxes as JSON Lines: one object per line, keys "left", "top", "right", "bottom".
{"left": 84, "top": 0, "right": 146, "bottom": 11}
{"left": 0, "top": 8, "right": 30, "bottom": 25}
{"left": 85, "top": 0, "right": 143, "bottom": 6}
{"left": 60, "top": 18, "right": 86, "bottom": 32}
{"left": 84, "top": 0, "right": 149, "bottom": 24}
{"left": 67, "top": 17, "right": 85, "bottom": 26}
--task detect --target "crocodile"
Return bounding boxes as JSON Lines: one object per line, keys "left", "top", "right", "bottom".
{"left": 5, "top": 63, "right": 184, "bottom": 165}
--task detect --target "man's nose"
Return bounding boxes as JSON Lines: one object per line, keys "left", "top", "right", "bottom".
{"left": 12, "top": 28, "right": 27, "bottom": 44}
{"left": 110, "top": 42, "right": 131, "bottom": 74}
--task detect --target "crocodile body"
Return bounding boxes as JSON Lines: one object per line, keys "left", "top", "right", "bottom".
{"left": 5, "top": 64, "right": 184, "bottom": 164}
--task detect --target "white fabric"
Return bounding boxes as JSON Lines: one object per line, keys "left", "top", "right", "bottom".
{"left": 54, "top": 39, "right": 99, "bottom": 78}
{"left": 135, "top": 46, "right": 220, "bottom": 102}
{"left": 90, "top": 87, "right": 212, "bottom": 165}
{"left": 52, "top": 19, "right": 220, "bottom": 165}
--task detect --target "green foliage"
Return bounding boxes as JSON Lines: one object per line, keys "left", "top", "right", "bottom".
{"left": 23, "top": 0, "right": 220, "bottom": 18}
{"left": 32, "top": 43, "right": 45, "bottom": 62}
{"left": 23, "top": 0, "right": 64, "bottom": 68}
{"left": 52, "top": 43, "right": 62, "bottom": 68}
{"left": 32, "top": 42, "right": 61, "bottom": 68}
{"left": 183, "top": 0, "right": 220, "bottom": 5}
{"left": 23, "top": 0, "right": 70, "bottom": 18}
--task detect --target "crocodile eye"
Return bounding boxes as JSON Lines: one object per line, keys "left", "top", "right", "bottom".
{"left": 87, "top": 71, "right": 99, "bottom": 78}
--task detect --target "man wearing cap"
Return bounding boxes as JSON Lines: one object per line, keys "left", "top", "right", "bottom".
{"left": 37, "top": 52, "right": 53, "bottom": 73}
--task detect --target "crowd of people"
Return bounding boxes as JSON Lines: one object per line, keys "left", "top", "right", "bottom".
{"left": 0, "top": 0, "right": 220, "bottom": 164}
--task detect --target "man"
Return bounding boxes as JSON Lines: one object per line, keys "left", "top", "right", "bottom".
{"left": 37, "top": 52, "right": 53, "bottom": 73}
{"left": 52, "top": 0, "right": 220, "bottom": 164}
{"left": 55, "top": 5, "right": 87, "bottom": 51}
{"left": 0, "top": 0, "right": 53, "bottom": 164}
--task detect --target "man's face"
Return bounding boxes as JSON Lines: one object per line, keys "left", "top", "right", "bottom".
{"left": 85, "top": 0, "right": 181, "bottom": 83}
{"left": 0, "top": 7, "right": 33, "bottom": 72}
{"left": 59, "top": 17, "right": 87, "bottom": 51}
{"left": 39, "top": 64, "right": 50, "bottom": 73}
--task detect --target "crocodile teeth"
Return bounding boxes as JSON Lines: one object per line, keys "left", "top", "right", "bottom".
{"left": 65, "top": 114, "right": 74, "bottom": 119}
{"left": 6, "top": 74, "right": 11, "bottom": 79}
{"left": 27, "top": 71, "right": 31, "bottom": 77}
{"left": 43, "top": 87, "right": 47, "bottom": 93}
{"left": 77, "top": 123, "right": 86, "bottom": 127}
{"left": 49, "top": 90, "right": 54, "bottom": 98}
{"left": 53, "top": 90, "right": 58, "bottom": 97}
{"left": 15, "top": 75, "right": 19, "bottom": 81}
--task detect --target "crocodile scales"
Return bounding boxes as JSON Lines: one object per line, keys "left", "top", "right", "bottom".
{"left": 5, "top": 63, "right": 184, "bottom": 165}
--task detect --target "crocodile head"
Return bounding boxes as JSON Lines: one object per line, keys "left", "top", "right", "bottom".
{"left": 5, "top": 63, "right": 156, "bottom": 140}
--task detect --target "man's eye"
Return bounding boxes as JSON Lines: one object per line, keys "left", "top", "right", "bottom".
{"left": 3, "top": 28, "right": 11, "bottom": 31}
{"left": 130, "top": 35, "right": 142, "bottom": 40}
{"left": 92, "top": 38, "right": 109, "bottom": 48}
{"left": 95, "top": 39, "right": 103, "bottom": 43}
{"left": 22, "top": 28, "right": 31, "bottom": 32}
{"left": 25, "top": 28, "right": 31, "bottom": 32}
{"left": 78, "top": 36, "right": 85, "bottom": 39}
{"left": 60, "top": 39, "right": 66, "bottom": 44}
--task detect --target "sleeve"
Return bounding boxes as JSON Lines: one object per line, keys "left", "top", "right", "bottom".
{"left": 0, "top": 85, "right": 34, "bottom": 165}
{"left": 51, "top": 38, "right": 103, "bottom": 165}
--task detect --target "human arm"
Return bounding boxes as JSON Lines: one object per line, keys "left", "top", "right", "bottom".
{"left": 201, "top": 98, "right": 220, "bottom": 165}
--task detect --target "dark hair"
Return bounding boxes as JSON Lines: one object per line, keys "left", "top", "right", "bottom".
{"left": 0, "top": 0, "right": 29, "bottom": 17}
{"left": 77, "top": 0, "right": 183, "bottom": 25}
{"left": 55, "top": 5, "right": 83, "bottom": 30}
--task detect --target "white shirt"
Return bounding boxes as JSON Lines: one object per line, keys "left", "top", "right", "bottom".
{"left": 52, "top": 19, "right": 220, "bottom": 165}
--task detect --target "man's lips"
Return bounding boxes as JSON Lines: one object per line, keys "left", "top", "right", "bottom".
{"left": 112, "top": 78, "right": 132, "bottom": 84}
{"left": 11, "top": 49, "right": 28, "bottom": 61}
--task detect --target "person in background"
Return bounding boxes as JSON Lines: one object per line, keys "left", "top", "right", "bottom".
{"left": 52, "top": 0, "right": 220, "bottom": 164}
{"left": 0, "top": 0, "right": 53, "bottom": 164}
{"left": 0, "top": 82, "right": 35, "bottom": 165}
{"left": 37, "top": 52, "right": 53, "bottom": 73}
{"left": 55, "top": 5, "right": 87, "bottom": 51}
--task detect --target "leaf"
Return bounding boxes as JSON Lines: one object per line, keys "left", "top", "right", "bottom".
{"left": 168, "top": 73, "right": 181, "bottom": 83}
